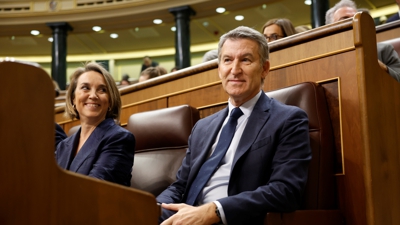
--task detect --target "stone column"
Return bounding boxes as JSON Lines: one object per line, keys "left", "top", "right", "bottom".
{"left": 169, "top": 6, "right": 196, "bottom": 69}
{"left": 311, "top": 0, "right": 329, "bottom": 28}
{"left": 46, "top": 22, "right": 73, "bottom": 90}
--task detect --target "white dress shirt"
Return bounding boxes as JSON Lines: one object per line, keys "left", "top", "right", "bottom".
{"left": 198, "top": 91, "right": 262, "bottom": 224}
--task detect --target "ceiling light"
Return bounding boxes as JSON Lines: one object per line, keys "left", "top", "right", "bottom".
{"left": 153, "top": 19, "right": 163, "bottom": 24}
{"left": 304, "top": 0, "right": 312, "bottom": 5}
{"left": 10, "top": 36, "right": 15, "bottom": 40}
{"left": 203, "top": 21, "right": 209, "bottom": 27}
{"left": 171, "top": 26, "right": 176, "bottom": 32}
{"left": 262, "top": 4, "right": 267, "bottom": 9}
{"left": 135, "top": 27, "right": 139, "bottom": 32}
{"left": 48, "top": 37, "right": 53, "bottom": 42}
{"left": 216, "top": 7, "right": 226, "bottom": 13}
{"left": 235, "top": 15, "right": 244, "bottom": 21}
{"left": 92, "top": 26, "right": 102, "bottom": 32}
{"left": 110, "top": 33, "right": 118, "bottom": 39}
{"left": 31, "top": 30, "right": 40, "bottom": 36}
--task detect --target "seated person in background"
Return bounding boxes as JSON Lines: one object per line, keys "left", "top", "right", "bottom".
{"left": 157, "top": 26, "right": 311, "bottom": 225}
{"left": 53, "top": 79, "right": 61, "bottom": 97}
{"left": 120, "top": 79, "right": 130, "bottom": 85}
{"left": 171, "top": 66, "right": 180, "bottom": 72}
{"left": 55, "top": 123, "right": 67, "bottom": 149}
{"left": 261, "top": 18, "right": 297, "bottom": 42}
{"left": 120, "top": 73, "right": 131, "bottom": 85}
{"left": 138, "top": 66, "right": 160, "bottom": 83}
{"left": 56, "top": 62, "right": 135, "bottom": 187}
{"left": 141, "top": 56, "right": 158, "bottom": 72}
{"left": 386, "top": 0, "right": 400, "bottom": 23}
{"left": 157, "top": 66, "right": 168, "bottom": 75}
{"left": 295, "top": 25, "right": 311, "bottom": 33}
{"left": 325, "top": 0, "right": 400, "bottom": 82}
{"left": 202, "top": 49, "right": 218, "bottom": 62}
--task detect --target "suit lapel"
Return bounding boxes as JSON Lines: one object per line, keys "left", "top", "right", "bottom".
{"left": 69, "top": 119, "right": 112, "bottom": 172}
{"left": 232, "top": 93, "right": 271, "bottom": 167}
{"left": 188, "top": 108, "right": 228, "bottom": 182}
{"left": 57, "top": 130, "right": 80, "bottom": 170}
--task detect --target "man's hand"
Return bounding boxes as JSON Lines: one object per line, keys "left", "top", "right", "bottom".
{"left": 160, "top": 202, "right": 221, "bottom": 225}
{"left": 378, "top": 59, "right": 388, "bottom": 72}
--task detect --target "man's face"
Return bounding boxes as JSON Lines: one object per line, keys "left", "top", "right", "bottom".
{"left": 333, "top": 7, "right": 357, "bottom": 22}
{"left": 218, "top": 38, "right": 269, "bottom": 106}
{"left": 143, "top": 57, "right": 151, "bottom": 66}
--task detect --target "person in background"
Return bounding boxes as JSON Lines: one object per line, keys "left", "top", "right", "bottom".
{"left": 120, "top": 73, "right": 131, "bottom": 85}
{"left": 55, "top": 123, "right": 67, "bottom": 149}
{"left": 261, "top": 18, "right": 297, "bottom": 42}
{"left": 386, "top": 0, "right": 400, "bottom": 23}
{"left": 138, "top": 67, "right": 160, "bottom": 83}
{"left": 141, "top": 56, "right": 158, "bottom": 72}
{"left": 56, "top": 62, "right": 135, "bottom": 186}
{"left": 202, "top": 49, "right": 218, "bottom": 62}
{"left": 171, "top": 66, "right": 180, "bottom": 72}
{"left": 157, "top": 66, "right": 168, "bottom": 75}
{"left": 325, "top": 0, "right": 400, "bottom": 82}
{"left": 120, "top": 79, "right": 130, "bottom": 85}
{"left": 157, "top": 26, "right": 311, "bottom": 225}
{"left": 295, "top": 25, "right": 311, "bottom": 33}
{"left": 53, "top": 79, "right": 61, "bottom": 97}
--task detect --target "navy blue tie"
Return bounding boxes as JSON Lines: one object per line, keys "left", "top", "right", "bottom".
{"left": 186, "top": 107, "right": 243, "bottom": 205}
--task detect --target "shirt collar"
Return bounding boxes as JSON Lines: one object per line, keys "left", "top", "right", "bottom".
{"left": 228, "top": 91, "right": 262, "bottom": 118}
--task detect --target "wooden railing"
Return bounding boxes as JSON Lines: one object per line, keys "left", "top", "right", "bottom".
{"left": 0, "top": 61, "right": 159, "bottom": 225}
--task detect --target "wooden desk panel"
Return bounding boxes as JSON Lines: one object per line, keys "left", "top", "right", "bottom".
{"left": 1, "top": 61, "right": 159, "bottom": 225}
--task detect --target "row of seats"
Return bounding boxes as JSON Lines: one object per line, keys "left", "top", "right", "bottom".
{"left": 65, "top": 81, "right": 338, "bottom": 220}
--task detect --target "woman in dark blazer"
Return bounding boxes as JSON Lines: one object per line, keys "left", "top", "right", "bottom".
{"left": 56, "top": 62, "right": 135, "bottom": 186}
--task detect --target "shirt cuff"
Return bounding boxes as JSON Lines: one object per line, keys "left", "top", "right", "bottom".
{"left": 213, "top": 201, "right": 227, "bottom": 225}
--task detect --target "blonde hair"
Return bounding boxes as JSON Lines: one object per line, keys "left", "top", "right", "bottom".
{"left": 65, "top": 62, "right": 121, "bottom": 123}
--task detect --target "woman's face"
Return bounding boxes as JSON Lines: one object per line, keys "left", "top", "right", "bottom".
{"left": 73, "top": 71, "right": 110, "bottom": 125}
{"left": 263, "top": 24, "right": 284, "bottom": 42}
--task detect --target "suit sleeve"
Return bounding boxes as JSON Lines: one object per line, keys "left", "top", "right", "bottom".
{"left": 55, "top": 123, "right": 67, "bottom": 150}
{"left": 378, "top": 43, "right": 400, "bottom": 82}
{"left": 88, "top": 130, "right": 135, "bottom": 186}
{"left": 218, "top": 108, "right": 311, "bottom": 225}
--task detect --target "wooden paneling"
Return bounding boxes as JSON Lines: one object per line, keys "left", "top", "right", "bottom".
{"left": 120, "top": 99, "right": 167, "bottom": 126}
{"left": 168, "top": 84, "right": 227, "bottom": 108}
{"left": 376, "top": 20, "right": 400, "bottom": 42}
{"left": 1, "top": 61, "right": 159, "bottom": 224}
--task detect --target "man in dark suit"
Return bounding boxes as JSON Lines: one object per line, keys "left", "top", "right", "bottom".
{"left": 386, "top": 0, "right": 400, "bottom": 23}
{"left": 325, "top": 0, "right": 400, "bottom": 82}
{"left": 141, "top": 56, "right": 159, "bottom": 72}
{"left": 156, "top": 26, "right": 312, "bottom": 225}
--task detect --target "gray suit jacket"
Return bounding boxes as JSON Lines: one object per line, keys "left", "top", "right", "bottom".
{"left": 157, "top": 92, "right": 312, "bottom": 225}
{"left": 377, "top": 42, "right": 400, "bottom": 82}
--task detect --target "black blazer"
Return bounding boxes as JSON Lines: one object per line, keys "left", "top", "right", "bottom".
{"left": 56, "top": 118, "right": 135, "bottom": 186}
{"left": 157, "top": 93, "right": 311, "bottom": 225}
